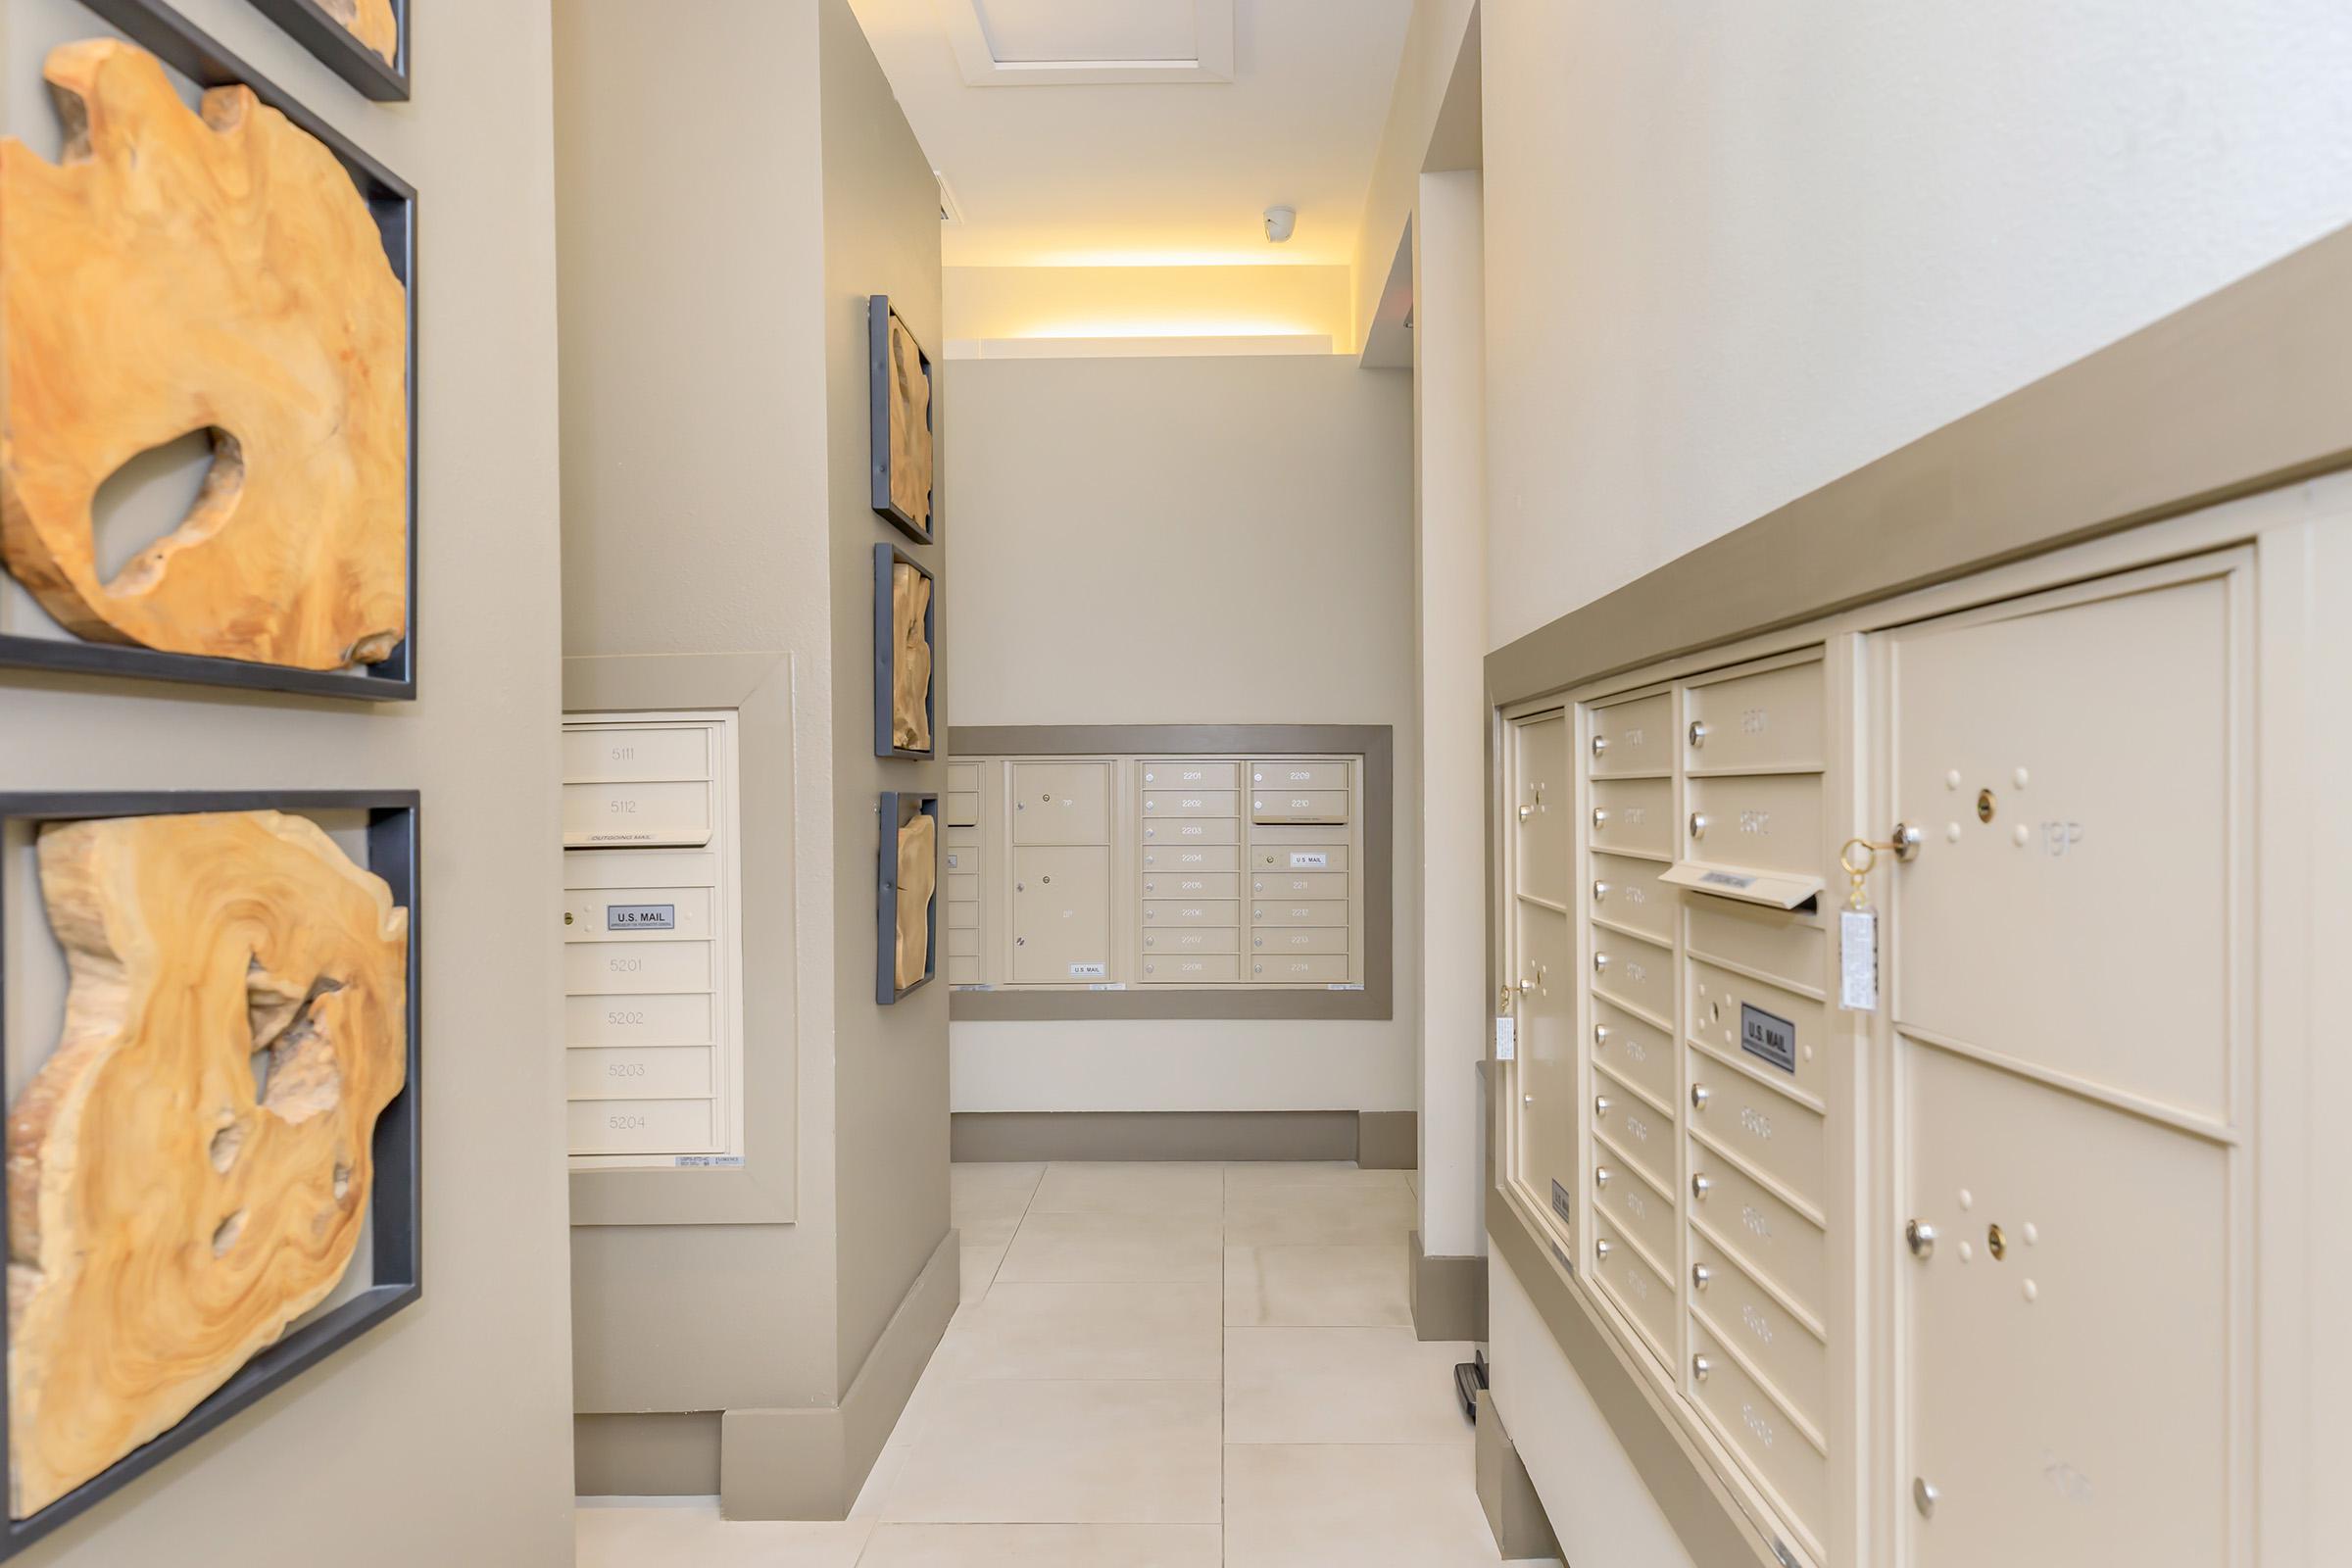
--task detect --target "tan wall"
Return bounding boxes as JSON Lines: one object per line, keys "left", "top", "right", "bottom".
{"left": 1350, "top": 0, "right": 1478, "bottom": 353}
{"left": 0, "top": 0, "right": 575, "bottom": 1561}
{"left": 946, "top": 265, "right": 1351, "bottom": 351}
{"left": 942, "top": 355, "right": 1419, "bottom": 1115}
{"left": 556, "top": 0, "right": 945, "bottom": 1479}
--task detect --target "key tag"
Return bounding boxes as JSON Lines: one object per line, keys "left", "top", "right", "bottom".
{"left": 1837, "top": 840, "right": 1881, "bottom": 1013}
{"left": 1494, "top": 983, "right": 1518, "bottom": 1061}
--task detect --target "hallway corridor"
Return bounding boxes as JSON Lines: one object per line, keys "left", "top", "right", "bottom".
{"left": 576, "top": 1163, "right": 1553, "bottom": 1567}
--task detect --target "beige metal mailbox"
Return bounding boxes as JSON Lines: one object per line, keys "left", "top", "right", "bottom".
{"left": 1012, "top": 761, "right": 1109, "bottom": 845}
{"left": 1011, "top": 844, "right": 1110, "bottom": 982}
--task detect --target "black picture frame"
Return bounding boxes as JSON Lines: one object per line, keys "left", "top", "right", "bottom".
{"left": 873, "top": 542, "right": 937, "bottom": 760}
{"left": 0, "top": 789, "right": 422, "bottom": 1558}
{"left": 876, "top": 791, "right": 940, "bottom": 1005}
{"left": 0, "top": 0, "right": 420, "bottom": 702}
{"left": 868, "top": 295, "right": 935, "bottom": 545}
{"left": 242, "top": 0, "right": 409, "bottom": 101}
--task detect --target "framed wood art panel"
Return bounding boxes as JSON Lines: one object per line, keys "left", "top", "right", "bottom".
{"left": 874, "top": 542, "right": 937, "bottom": 760}
{"left": 0, "top": 0, "right": 418, "bottom": 701}
{"left": 0, "top": 790, "right": 421, "bottom": 1557}
{"left": 868, "top": 295, "right": 935, "bottom": 544}
{"left": 242, "top": 0, "right": 409, "bottom": 101}
{"left": 878, "top": 791, "right": 939, "bottom": 1004}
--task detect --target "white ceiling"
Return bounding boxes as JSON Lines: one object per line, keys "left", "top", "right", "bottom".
{"left": 847, "top": 0, "right": 1417, "bottom": 268}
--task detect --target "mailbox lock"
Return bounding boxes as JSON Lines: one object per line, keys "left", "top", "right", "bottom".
{"left": 1690, "top": 1082, "right": 1711, "bottom": 1111}
{"left": 1592, "top": 1025, "right": 1611, "bottom": 1048}
{"left": 1913, "top": 1477, "right": 1940, "bottom": 1518}
{"left": 1592, "top": 880, "right": 1610, "bottom": 904}
{"left": 1592, "top": 734, "right": 1608, "bottom": 758}
{"left": 1518, "top": 803, "right": 1535, "bottom": 821}
{"left": 1594, "top": 1165, "right": 1612, "bottom": 1190}
{"left": 1692, "top": 1354, "right": 1713, "bottom": 1384}
{"left": 1691, "top": 1263, "right": 1713, "bottom": 1292}
{"left": 1689, "top": 720, "right": 1708, "bottom": 749}
{"left": 1592, "top": 808, "right": 1610, "bottom": 830}
{"left": 564, "top": 911, "right": 574, "bottom": 927}
{"left": 1015, "top": 937, "right": 1026, "bottom": 948}
{"left": 1594, "top": 1095, "right": 1613, "bottom": 1119}
{"left": 1592, "top": 953, "right": 1610, "bottom": 974}
{"left": 1906, "top": 1218, "right": 1937, "bottom": 1259}
{"left": 1891, "top": 822, "right": 1924, "bottom": 861}
{"left": 1691, "top": 1174, "right": 1713, "bottom": 1202}
{"left": 1690, "top": 811, "right": 1709, "bottom": 840}
{"left": 1594, "top": 1238, "right": 1613, "bottom": 1261}
{"left": 1015, "top": 882, "right": 1025, "bottom": 892}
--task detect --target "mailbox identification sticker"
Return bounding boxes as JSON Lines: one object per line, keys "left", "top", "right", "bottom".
{"left": 1740, "top": 1003, "right": 1797, "bottom": 1074}
{"left": 607, "top": 903, "right": 676, "bottom": 932}
{"left": 1289, "top": 851, "right": 1328, "bottom": 868}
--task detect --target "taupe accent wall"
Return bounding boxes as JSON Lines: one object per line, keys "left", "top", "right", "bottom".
{"left": 0, "top": 0, "right": 575, "bottom": 1561}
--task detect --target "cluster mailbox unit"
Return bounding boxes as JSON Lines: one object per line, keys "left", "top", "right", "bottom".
{"left": 942, "top": 750, "right": 1369, "bottom": 994}
{"left": 560, "top": 711, "right": 747, "bottom": 1167}
{"left": 1496, "top": 494, "right": 2290, "bottom": 1567}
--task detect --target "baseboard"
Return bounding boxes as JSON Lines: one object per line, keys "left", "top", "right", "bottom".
{"left": 1409, "top": 1229, "right": 1489, "bottom": 1341}
{"left": 716, "top": 1228, "right": 960, "bottom": 1520}
{"left": 951, "top": 1109, "right": 1417, "bottom": 1165}
{"left": 1474, "top": 1386, "right": 1562, "bottom": 1561}
{"left": 573, "top": 1410, "right": 721, "bottom": 1496}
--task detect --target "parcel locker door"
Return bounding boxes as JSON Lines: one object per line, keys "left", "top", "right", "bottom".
{"left": 1510, "top": 710, "right": 1575, "bottom": 1236}
{"left": 1011, "top": 845, "right": 1111, "bottom": 983}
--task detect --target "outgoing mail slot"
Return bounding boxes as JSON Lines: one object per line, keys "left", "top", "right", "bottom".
{"left": 1142, "top": 955, "right": 1242, "bottom": 983}
{"left": 1250, "top": 790, "right": 1348, "bottom": 824}
{"left": 1251, "top": 844, "right": 1348, "bottom": 872}
{"left": 1592, "top": 996, "right": 1676, "bottom": 1109}
{"left": 564, "top": 939, "right": 713, "bottom": 996}
{"left": 1687, "top": 1319, "right": 1827, "bottom": 1557}
{"left": 1592, "top": 1139, "right": 1678, "bottom": 1267}
{"left": 1142, "top": 760, "right": 1240, "bottom": 790}
{"left": 1143, "top": 790, "right": 1240, "bottom": 818}
{"left": 1250, "top": 760, "right": 1348, "bottom": 791}
{"left": 1143, "top": 900, "right": 1243, "bottom": 929}
{"left": 945, "top": 791, "right": 981, "bottom": 827}
{"left": 1590, "top": 1214, "right": 1676, "bottom": 1373}
{"left": 1251, "top": 954, "right": 1348, "bottom": 983}
{"left": 1012, "top": 761, "right": 1109, "bottom": 845}
{"left": 1250, "top": 872, "right": 1348, "bottom": 899}
{"left": 564, "top": 991, "right": 713, "bottom": 1048}
{"left": 1687, "top": 900, "right": 1826, "bottom": 996}
{"left": 1142, "top": 873, "right": 1242, "bottom": 899}
{"left": 1250, "top": 927, "right": 1347, "bottom": 956}
{"left": 1588, "top": 777, "right": 1672, "bottom": 859}
{"left": 1592, "top": 1060, "right": 1674, "bottom": 1191}
{"left": 1686, "top": 656, "right": 1826, "bottom": 772}
{"left": 1592, "top": 931, "right": 1673, "bottom": 1024}
{"left": 1690, "top": 1231, "right": 1828, "bottom": 1432}
{"left": 562, "top": 781, "right": 711, "bottom": 847}
{"left": 567, "top": 1096, "right": 715, "bottom": 1156}
{"left": 1143, "top": 844, "right": 1243, "bottom": 872}
{"left": 1250, "top": 900, "right": 1348, "bottom": 929}
{"left": 945, "top": 824, "right": 980, "bottom": 849}
{"left": 1589, "top": 692, "right": 1671, "bottom": 777}
{"left": 1144, "top": 927, "right": 1243, "bottom": 955}
{"left": 566, "top": 1044, "right": 713, "bottom": 1101}
{"left": 1689, "top": 1143, "right": 1828, "bottom": 1327}
{"left": 1591, "top": 853, "right": 1676, "bottom": 944}
{"left": 562, "top": 725, "right": 710, "bottom": 784}
{"left": 1684, "top": 773, "right": 1826, "bottom": 880}
{"left": 564, "top": 886, "right": 713, "bottom": 943}
{"left": 1689, "top": 960, "right": 1829, "bottom": 1111}
{"left": 1141, "top": 817, "right": 1243, "bottom": 846}
{"left": 1687, "top": 1047, "right": 1828, "bottom": 1213}
{"left": 947, "top": 926, "right": 979, "bottom": 958}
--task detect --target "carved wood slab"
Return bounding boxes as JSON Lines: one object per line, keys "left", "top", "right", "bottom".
{"left": 896, "top": 809, "right": 936, "bottom": 991}
{"left": 887, "top": 312, "right": 933, "bottom": 531}
{"left": 0, "top": 40, "right": 409, "bottom": 670}
{"left": 6, "top": 811, "right": 409, "bottom": 1518}
{"left": 319, "top": 0, "right": 399, "bottom": 64}
{"left": 892, "top": 563, "right": 933, "bottom": 753}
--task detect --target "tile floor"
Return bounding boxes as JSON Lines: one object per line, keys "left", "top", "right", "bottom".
{"left": 576, "top": 1161, "right": 1558, "bottom": 1568}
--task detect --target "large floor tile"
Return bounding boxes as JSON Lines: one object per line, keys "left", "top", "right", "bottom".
{"left": 885, "top": 1379, "right": 1222, "bottom": 1524}
{"left": 859, "top": 1522, "right": 1222, "bottom": 1566}
{"left": 1027, "top": 1161, "right": 1225, "bottom": 1221}
{"left": 960, "top": 1241, "right": 1007, "bottom": 1303}
{"left": 1225, "top": 1243, "right": 1412, "bottom": 1327}
{"left": 953, "top": 1163, "right": 1045, "bottom": 1247}
{"left": 1225, "top": 1327, "right": 1475, "bottom": 1446}
{"left": 1224, "top": 1178, "right": 1416, "bottom": 1246}
{"left": 1224, "top": 1161, "right": 1410, "bottom": 1193}
{"left": 937, "top": 1282, "right": 1222, "bottom": 1381}
{"left": 574, "top": 1497, "right": 873, "bottom": 1568}
{"left": 998, "top": 1208, "right": 1224, "bottom": 1284}
{"left": 1223, "top": 1444, "right": 1504, "bottom": 1567}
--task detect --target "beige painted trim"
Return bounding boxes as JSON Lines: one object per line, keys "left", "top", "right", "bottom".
{"left": 945, "top": 723, "right": 1395, "bottom": 1021}
{"left": 1474, "top": 1387, "right": 1560, "bottom": 1562}
{"left": 1357, "top": 1109, "right": 1418, "bottom": 1170}
{"left": 1409, "top": 1230, "right": 1489, "bottom": 1341}
{"left": 952, "top": 1110, "right": 1362, "bottom": 1164}
{"left": 564, "top": 651, "right": 799, "bottom": 1226}
{"left": 572, "top": 1411, "right": 721, "bottom": 1497}
{"left": 718, "top": 1228, "right": 959, "bottom": 1520}
{"left": 1487, "top": 220, "right": 2352, "bottom": 707}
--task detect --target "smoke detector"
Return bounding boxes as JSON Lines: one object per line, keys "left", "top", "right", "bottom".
{"left": 1263, "top": 206, "right": 1297, "bottom": 244}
